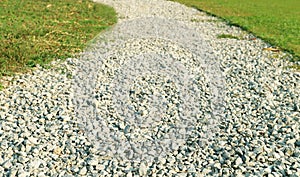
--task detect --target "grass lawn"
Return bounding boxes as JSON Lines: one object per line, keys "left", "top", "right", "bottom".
{"left": 0, "top": 0, "right": 117, "bottom": 79}
{"left": 171, "top": 0, "right": 300, "bottom": 61}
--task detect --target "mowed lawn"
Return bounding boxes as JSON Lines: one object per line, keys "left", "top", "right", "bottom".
{"left": 171, "top": 0, "right": 300, "bottom": 60}
{"left": 0, "top": 0, "right": 116, "bottom": 79}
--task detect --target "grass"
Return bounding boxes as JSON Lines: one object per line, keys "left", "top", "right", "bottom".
{"left": 170, "top": 0, "right": 300, "bottom": 61}
{"left": 217, "top": 34, "right": 240, "bottom": 40}
{"left": 0, "top": 0, "right": 117, "bottom": 78}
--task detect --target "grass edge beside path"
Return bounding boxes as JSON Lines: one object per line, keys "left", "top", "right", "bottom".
{"left": 0, "top": 0, "right": 117, "bottom": 89}
{"left": 170, "top": 0, "right": 300, "bottom": 62}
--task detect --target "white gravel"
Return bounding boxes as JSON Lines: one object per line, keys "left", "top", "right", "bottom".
{"left": 0, "top": 0, "right": 299, "bottom": 176}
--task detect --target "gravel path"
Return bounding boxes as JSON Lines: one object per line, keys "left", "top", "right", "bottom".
{"left": 1, "top": 0, "right": 300, "bottom": 176}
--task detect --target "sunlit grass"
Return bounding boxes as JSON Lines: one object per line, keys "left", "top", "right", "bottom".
{"left": 171, "top": 0, "right": 300, "bottom": 60}
{"left": 0, "top": 0, "right": 117, "bottom": 77}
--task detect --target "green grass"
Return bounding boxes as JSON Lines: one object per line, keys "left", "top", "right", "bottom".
{"left": 217, "top": 34, "right": 240, "bottom": 40}
{"left": 0, "top": 0, "right": 117, "bottom": 77}
{"left": 170, "top": 0, "right": 300, "bottom": 60}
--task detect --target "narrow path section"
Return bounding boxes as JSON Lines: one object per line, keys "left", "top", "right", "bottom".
{"left": 0, "top": 0, "right": 299, "bottom": 176}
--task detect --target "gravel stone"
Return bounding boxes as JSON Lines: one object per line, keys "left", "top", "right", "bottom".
{"left": 139, "top": 162, "right": 148, "bottom": 176}
{"left": 0, "top": 0, "right": 299, "bottom": 176}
